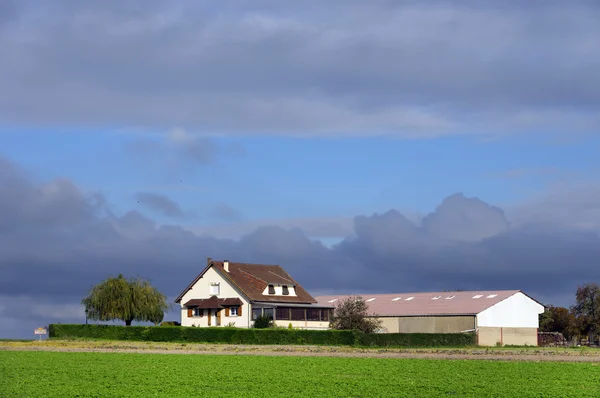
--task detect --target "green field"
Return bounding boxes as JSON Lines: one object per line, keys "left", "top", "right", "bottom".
{"left": 1, "top": 351, "right": 599, "bottom": 397}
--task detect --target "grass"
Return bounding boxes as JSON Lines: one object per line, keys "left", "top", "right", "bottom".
{"left": 1, "top": 351, "right": 600, "bottom": 397}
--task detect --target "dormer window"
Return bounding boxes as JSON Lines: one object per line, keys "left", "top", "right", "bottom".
{"left": 268, "top": 284, "right": 275, "bottom": 294}
{"left": 282, "top": 285, "right": 289, "bottom": 295}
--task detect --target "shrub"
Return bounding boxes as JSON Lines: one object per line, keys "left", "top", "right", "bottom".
{"left": 330, "top": 296, "right": 382, "bottom": 334}
{"left": 160, "top": 321, "right": 181, "bottom": 327}
{"left": 49, "top": 324, "right": 475, "bottom": 347}
{"left": 359, "top": 332, "right": 476, "bottom": 347}
{"left": 253, "top": 315, "right": 274, "bottom": 329}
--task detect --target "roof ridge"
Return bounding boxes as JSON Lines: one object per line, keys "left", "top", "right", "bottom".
{"left": 316, "top": 290, "right": 520, "bottom": 297}
{"left": 226, "top": 261, "right": 281, "bottom": 268}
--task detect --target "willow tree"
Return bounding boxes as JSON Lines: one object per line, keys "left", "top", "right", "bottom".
{"left": 82, "top": 274, "right": 169, "bottom": 326}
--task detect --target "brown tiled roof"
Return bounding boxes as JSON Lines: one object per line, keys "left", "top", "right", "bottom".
{"left": 184, "top": 297, "right": 243, "bottom": 308}
{"left": 175, "top": 259, "right": 317, "bottom": 304}
{"left": 316, "top": 290, "right": 531, "bottom": 317}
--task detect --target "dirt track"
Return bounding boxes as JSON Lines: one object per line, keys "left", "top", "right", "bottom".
{"left": 2, "top": 340, "right": 600, "bottom": 362}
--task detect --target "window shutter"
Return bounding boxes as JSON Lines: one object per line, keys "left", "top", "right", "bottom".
{"left": 225, "top": 308, "right": 230, "bottom": 316}
{"left": 200, "top": 309, "right": 203, "bottom": 318}
{"left": 238, "top": 305, "right": 242, "bottom": 316}
{"left": 187, "top": 308, "right": 192, "bottom": 318}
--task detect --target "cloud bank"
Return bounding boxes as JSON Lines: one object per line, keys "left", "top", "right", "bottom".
{"left": 1, "top": 155, "right": 600, "bottom": 337}
{"left": 1, "top": 0, "right": 599, "bottom": 136}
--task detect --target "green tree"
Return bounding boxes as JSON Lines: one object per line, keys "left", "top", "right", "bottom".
{"left": 330, "top": 296, "right": 382, "bottom": 334}
{"left": 81, "top": 274, "right": 169, "bottom": 326}
{"left": 571, "top": 283, "right": 600, "bottom": 344}
{"left": 539, "top": 306, "right": 577, "bottom": 340}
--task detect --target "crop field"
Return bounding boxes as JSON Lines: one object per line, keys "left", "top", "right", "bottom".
{"left": 1, "top": 351, "right": 599, "bottom": 397}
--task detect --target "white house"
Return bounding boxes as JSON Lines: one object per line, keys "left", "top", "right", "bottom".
{"left": 175, "top": 258, "right": 334, "bottom": 329}
{"left": 316, "top": 290, "right": 546, "bottom": 346}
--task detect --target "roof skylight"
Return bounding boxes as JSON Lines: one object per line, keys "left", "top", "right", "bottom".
{"left": 366, "top": 298, "right": 376, "bottom": 302}
{"left": 328, "top": 299, "right": 338, "bottom": 303}
{"left": 405, "top": 297, "right": 414, "bottom": 301}
{"left": 486, "top": 294, "right": 498, "bottom": 298}
{"left": 472, "top": 295, "right": 483, "bottom": 299}
{"left": 445, "top": 295, "right": 456, "bottom": 300}
{"left": 392, "top": 297, "right": 402, "bottom": 301}
{"left": 432, "top": 296, "right": 441, "bottom": 300}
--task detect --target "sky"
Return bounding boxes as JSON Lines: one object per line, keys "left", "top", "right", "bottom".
{"left": 1, "top": 0, "right": 600, "bottom": 338}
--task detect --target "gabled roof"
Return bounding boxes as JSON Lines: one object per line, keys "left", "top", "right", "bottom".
{"left": 316, "top": 290, "right": 532, "bottom": 317}
{"left": 175, "top": 259, "right": 317, "bottom": 304}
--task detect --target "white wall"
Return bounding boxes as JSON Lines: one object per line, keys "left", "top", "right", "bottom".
{"left": 261, "top": 284, "right": 297, "bottom": 296}
{"left": 273, "top": 320, "right": 330, "bottom": 330}
{"left": 179, "top": 266, "right": 251, "bottom": 328}
{"left": 476, "top": 292, "right": 545, "bottom": 328}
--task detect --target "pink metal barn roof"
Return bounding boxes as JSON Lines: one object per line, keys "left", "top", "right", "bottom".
{"left": 316, "top": 290, "right": 524, "bottom": 317}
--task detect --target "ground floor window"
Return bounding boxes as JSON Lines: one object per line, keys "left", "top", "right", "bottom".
{"left": 263, "top": 308, "right": 274, "bottom": 319}
{"left": 252, "top": 307, "right": 274, "bottom": 320}
{"left": 276, "top": 307, "right": 290, "bottom": 320}
{"left": 193, "top": 308, "right": 203, "bottom": 317}
{"left": 253, "top": 306, "right": 331, "bottom": 322}
{"left": 230, "top": 306, "right": 238, "bottom": 316}
{"left": 291, "top": 308, "right": 305, "bottom": 321}
{"left": 306, "top": 309, "right": 320, "bottom": 321}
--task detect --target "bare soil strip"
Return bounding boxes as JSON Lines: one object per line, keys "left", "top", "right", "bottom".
{"left": 2, "top": 340, "right": 600, "bottom": 362}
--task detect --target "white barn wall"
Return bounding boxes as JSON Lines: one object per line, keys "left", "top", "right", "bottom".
{"left": 476, "top": 292, "right": 544, "bottom": 328}
{"left": 179, "top": 267, "right": 251, "bottom": 328}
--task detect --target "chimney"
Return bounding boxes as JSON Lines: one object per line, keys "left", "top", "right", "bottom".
{"left": 223, "top": 260, "right": 229, "bottom": 273}
{"left": 207, "top": 257, "right": 212, "bottom": 265}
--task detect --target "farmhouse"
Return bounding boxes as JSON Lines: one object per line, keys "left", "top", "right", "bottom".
{"left": 316, "top": 290, "right": 545, "bottom": 346}
{"left": 175, "top": 258, "right": 334, "bottom": 329}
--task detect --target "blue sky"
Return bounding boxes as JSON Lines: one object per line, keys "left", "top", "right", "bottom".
{"left": 1, "top": 0, "right": 600, "bottom": 338}
{"left": 2, "top": 129, "right": 598, "bottom": 231}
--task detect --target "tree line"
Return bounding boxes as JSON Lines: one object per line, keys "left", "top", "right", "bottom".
{"left": 540, "top": 283, "right": 600, "bottom": 344}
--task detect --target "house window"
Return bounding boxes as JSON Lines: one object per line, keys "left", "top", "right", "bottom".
{"left": 276, "top": 307, "right": 290, "bottom": 320}
{"left": 210, "top": 282, "right": 220, "bottom": 296}
{"left": 263, "top": 308, "right": 274, "bottom": 319}
{"left": 268, "top": 284, "right": 275, "bottom": 294}
{"left": 320, "top": 310, "right": 330, "bottom": 322}
{"left": 291, "top": 308, "right": 305, "bottom": 321}
{"left": 282, "top": 285, "right": 289, "bottom": 295}
{"left": 230, "top": 306, "right": 238, "bottom": 316}
{"left": 306, "top": 309, "right": 320, "bottom": 321}
{"left": 252, "top": 308, "right": 262, "bottom": 320}
{"left": 193, "top": 308, "right": 203, "bottom": 317}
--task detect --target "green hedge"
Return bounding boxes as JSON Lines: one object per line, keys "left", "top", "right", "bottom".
{"left": 49, "top": 324, "right": 476, "bottom": 347}
{"left": 359, "top": 332, "right": 476, "bottom": 347}
{"left": 48, "top": 324, "right": 358, "bottom": 346}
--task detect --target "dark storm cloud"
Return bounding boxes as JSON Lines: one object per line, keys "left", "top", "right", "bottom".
{"left": 134, "top": 192, "right": 185, "bottom": 218}
{"left": 1, "top": 1, "right": 598, "bottom": 136}
{"left": 2, "top": 155, "right": 600, "bottom": 337}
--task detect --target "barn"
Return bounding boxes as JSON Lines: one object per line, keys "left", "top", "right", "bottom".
{"left": 316, "top": 290, "right": 545, "bottom": 346}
